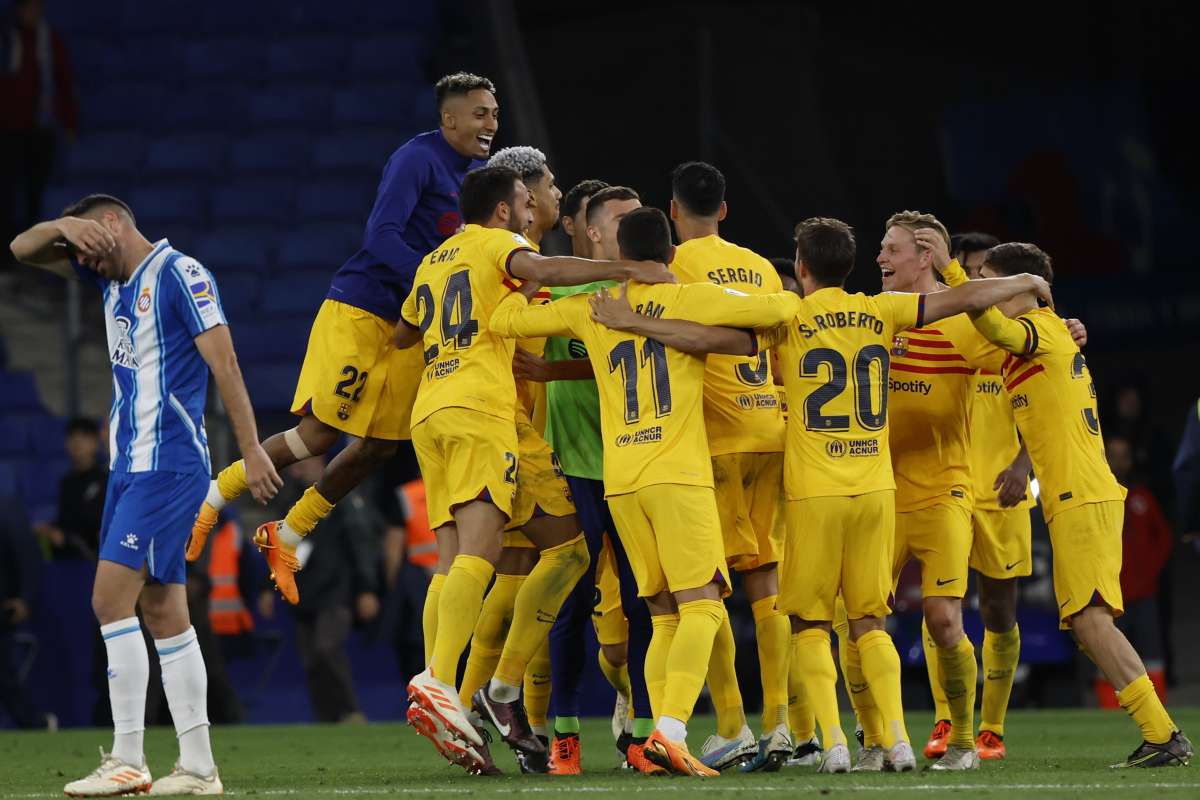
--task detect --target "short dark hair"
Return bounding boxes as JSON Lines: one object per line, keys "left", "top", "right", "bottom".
{"left": 66, "top": 417, "right": 100, "bottom": 437}
{"left": 61, "top": 193, "right": 136, "bottom": 226}
{"left": 951, "top": 231, "right": 1000, "bottom": 261}
{"left": 434, "top": 72, "right": 496, "bottom": 110}
{"left": 769, "top": 256, "right": 796, "bottom": 282}
{"left": 794, "top": 217, "right": 856, "bottom": 287}
{"left": 560, "top": 179, "right": 609, "bottom": 222}
{"left": 982, "top": 242, "right": 1054, "bottom": 284}
{"left": 585, "top": 186, "right": 640, "bottom": 226}
{"left": 617, "top": 207, "right": 671, "bottom": 264}
{"left": 671, "top": 161, "right": 725, "bottom": 217}
{"left": 459, "top": 166, "right": 520, "bottom": 225}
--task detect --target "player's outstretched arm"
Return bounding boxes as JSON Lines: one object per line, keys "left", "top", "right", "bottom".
{"left": 9, "top": 217, "right": 115, "bottom": 280}
{"left": 922, "top": 274, "right": 1052, "bottom": 325}
{"left": 513, "top": 349, "right": 594, "bottom": 382}
{"left": 588, "top": 286, "right": 756, "bottom": 356}
{"left": 508, "top": 251, "right": 675, "bottom": 288}
{"left": 195, "top": 326, "right": 283, "bottom": 504}
{"left": 490, "top": 291, "right": 578, "bottom": 340}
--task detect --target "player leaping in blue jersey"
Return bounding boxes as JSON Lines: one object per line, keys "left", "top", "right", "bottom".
{"left": 10, "top": 193, "right": 282, "bottom": 796}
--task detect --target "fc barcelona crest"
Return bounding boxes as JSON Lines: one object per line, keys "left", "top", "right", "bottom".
{"left": 891, "top": 335, "right": 909, "bottom": 356}
{"left": 337, "top": 403, "right": 351, "bottom": 421}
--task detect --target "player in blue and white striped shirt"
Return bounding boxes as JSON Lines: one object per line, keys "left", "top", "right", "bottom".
{"left": 10, "top": 194, "right": 281, "bottom": 797}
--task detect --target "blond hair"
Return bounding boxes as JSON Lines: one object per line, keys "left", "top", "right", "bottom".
{"left": 885, "top": 210, "right": 950, "bottom": 248}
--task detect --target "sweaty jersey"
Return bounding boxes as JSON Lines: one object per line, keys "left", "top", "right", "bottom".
{"left": 967, "top": 370, "right": 1034, "bottom": 512}
{"left": 491, "top": 282, "right": 801, "bottom": 496}
{"left": 400, "top": 224, "right": 534, "bottom": 427}
{"left": 887, "top": 313, "right": 976, "bottom": 512}
{"left": 763, "top": 287, "right": 924, "bottom": 501}
{"left": 72, "top": 240, "right": 225, "bottom": 475}
{"left": 672, "top": 235, "right": 785, "bottom": 456}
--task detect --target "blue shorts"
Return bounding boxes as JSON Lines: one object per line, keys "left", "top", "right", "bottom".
{"left": 99, "top": 470, "right": 209, "bottom": 585}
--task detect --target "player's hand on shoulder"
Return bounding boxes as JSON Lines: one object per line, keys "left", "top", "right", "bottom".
{"left": 244, "top": 443, "right": 283, "bottom": 504}
{"left": 589, "top": 285, "right": 638, "bottom": 330}
{"left": 1065, "top": 317, "right": 1087, "bottom": 347}
{"left": 914, "top": 228, "right": 950, "bottom": 271}
{"left": 624, "top": 260, "right": 675, "bottom": 285}
{"left": 57, "top": 216, "right": 115, "bottom": 260}
{"left": 1025, "top": 273, "right": 1054, "bottom": 309}
{"left": 513, "top": 348, "right": 552, "bottom": 382}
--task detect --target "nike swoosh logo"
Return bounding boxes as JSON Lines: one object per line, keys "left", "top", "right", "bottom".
{"left": 536, "top": 610, "right": 557, "bottom": 624}
{"left": 1005, "top": 560, "right": 1023, "bottom": 570}
{"left": 985, "top": 670, "right": 1011, "bottom": 680}
{"left": 495, "top": 718, "right": 511, "bottom": 737}
{"left": 936, "top": 578, "right": 958, "bottom": 586}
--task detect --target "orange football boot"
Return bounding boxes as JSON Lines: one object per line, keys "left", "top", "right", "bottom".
{"left": 643, "top": 731, "right": 718, "bottom": 777}
{"left": 254, "top": 521, "right": 300, "bottom": 605}
{"left": 548, "top": 733, "right": 582, "bottom": 775}
{"left": 185, "top": 502, "right": 219, "bottom": 562}
{"left": 625, "top": 742, "right": 668, "bottom": 776}
{"left": 924, "top": 719, "right": 952, "bottom": 760}
{"left": 976, "top": 730, "right": 1006, "bottom": 760}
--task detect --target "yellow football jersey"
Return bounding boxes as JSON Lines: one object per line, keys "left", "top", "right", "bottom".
{"left": 491, "top": 281, "right": 801, "bottom": 496}
{"left": 957, "top": 306, "right": 1126, "bottom": 520}
{"left": 671, "top": 236, "right": 786, "bottom": 456}
{"left": 967, "top": 370, "right": 1034, "bottom": 512}
{"left": 764, "top": 287, "right": 924, "bottom": 501}
{"left": 400, "top": 224, "right": 534, "bottom": 427}
{"left": 887, "top": 313, "right": 976, "bottom": 512}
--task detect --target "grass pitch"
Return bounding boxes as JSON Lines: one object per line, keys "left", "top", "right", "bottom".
{"left": 3, "top": 710, "right": 1200, "bottom": 798}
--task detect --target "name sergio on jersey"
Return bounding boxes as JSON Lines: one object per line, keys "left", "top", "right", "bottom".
{"left": 614, "top": 425, "right": 663, "bottom": 447}
{"left": 707, "top": 266, "right": 763, "bottom": 287}
{"left": 798, "top": 310, "right": 885, "bottom": 339}
{"left": 825, "top": 438, "right": 880, "bottom": 458}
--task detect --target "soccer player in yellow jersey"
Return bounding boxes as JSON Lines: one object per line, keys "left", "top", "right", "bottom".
{"left": 395, "top": 166, "right": 673, "bottom": 774}
{"left": 596, "top": 217, "right": 1052, "bottom": 774}
{"left": 666, "top": 162, "right": 792, "bottom": 772}
{"left": 491, "top": 207, "right": 803, "bottom": 777}
{"left": 926, "top": 237, "right": 1193, "bottom": 769}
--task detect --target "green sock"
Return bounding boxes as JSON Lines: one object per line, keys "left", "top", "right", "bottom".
{"left": 554, "top": 716, "right": 581, "bottom": 735}
{"left": 632, "top": 718, "right": 655, "bottom": 739}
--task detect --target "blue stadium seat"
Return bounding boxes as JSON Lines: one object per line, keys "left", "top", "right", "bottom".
{"left": 241, "top": 363, "right": 302, "bottom": 411}
{"left": 275, "top": 223, "right": 359, "bottom": 271}
{"left": 332, "top": 84, "right": 424, "bottom": 128}
{"left": 21, "top": 457, "right": 67, "bottom": 518}
{"left": 312, "top": 130, "right": 398, "bottom": 172}
{"left": 211, "top": 180, "right": 297, "bottom": 225}
{"left": 248, "top": 85, "right": 332, "bottom": 127}
{"left": 120, "top": 1, "right": 202, "bottom": 34}
{"left": 257, "top": 270, "right": 331, "bottom": 316}
{"left": 81, "top": 83, "right": 168, "bottom": 130}
{"left": 194, "top": 228, "right": 276, "bottom": 272}
{"left": 231, "top": 317, "right": 314, "bottom": 364}
{"left": 61, "top": 132, "right": 147, "bottom": 177}
{"left": 31, "top": 415, "right": 67, "bottom": 456}
{"left": 0, "top": 419, "right": 31, "bottom": 457}
{"left": 266, "top": 38, "right": 347, "bottom": 77}
{"left": 157, "top": 223, "right": 197, "bottom": 253}
{"left": 68, "top": 36, "right": 131, "bottom": 83}
{"left": 209, "top": 271, "right": 260, "bottom": 319}
{"left": 145, "top": 133, "right": 227, "bottom": 174}
{"left": 295, "top": 179, "right": 373, "bottom": 223}
{"left": 161, "top": 86, "right": 252, "bottom": 131}
{"left": 198, "top": 0, "right": 277, "bottom": 34}
{"left": 117, "top": 35, "right": 187, "bottom": 79}
{"left": 182, "top": 39, "right": 264, "bottom": 80}
{"left": 347, "top": 34, "right": 426, "bottom": 78}
{"left": 42, "top": 183, "right": 120, "bottom": 220}
{"left": 229, "top": 131, "right": 314, "bottom": 175}
{"left": 0, "top": 372, "right": 44, "bottom": 412}
{"left": 125, "top": 185, "right": 205, "bottom": 227}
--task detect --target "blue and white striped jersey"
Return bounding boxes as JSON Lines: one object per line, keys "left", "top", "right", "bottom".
{"left": 73, "top": 240, "right": 227, "bottom": 475}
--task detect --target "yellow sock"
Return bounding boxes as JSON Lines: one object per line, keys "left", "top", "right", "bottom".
{"left": 662, "top": 599, "right": 724, "bottom": 724}
{"left": 837, "top": 625, "right": 885, "bottom": 748}
{"left": 752, "top": 596, "right": 790, "bottom": 732}
{"left": 458, "top": 573, "right": 523, "bottom": 704}
{"left": 857, "top": 629, "right": 909, "bottom": 748}
{"left": 494, "top": 534, "right": 588, "bottom": 687}
{"left": 216, "top": 460, "right": 247, "bottom": 501}
{"left": 283, "top": 485, "right": 334, "bottom": 536}
{"left": 937, "top": 635, "right": 978, "bottom": 749}
{"left": 646, "top": 614, "right": 678, "bottom": 720}
{"left": 793, "top": 627, "right": 846, "bottom": 748}
{"left": 980, "top": 625, "right": 1020, "bottom": 736}
{"left": 1117, "top": 673, "right": 1176, "bottom": 745}
{"left": 431, "top": 555, "right": 494, "bottom": 684}
{"left": 787, "top": 633, "right": 816, "bottom": 741}
{"left": 923, "top": 618, "right": 951, "bottom": 722}
{"left": 524, "top": 638, "right": 552, "bottom": 729}
{"left": 599, "top": 650, "right": 632, "bottom": 703}
{"left": 707, "top": 605, "right": 747, "bottom": 738}
{"left": 422, "top": 574, "right": 446, "bottom": 665}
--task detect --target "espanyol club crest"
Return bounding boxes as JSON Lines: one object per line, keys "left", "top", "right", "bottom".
{"left": 891, "top": 335, "right": 909, "bottom": 356}
{"left": 136, "top": 287, "right": 152, "bottom": 315}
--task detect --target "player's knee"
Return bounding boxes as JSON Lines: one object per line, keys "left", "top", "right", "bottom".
{"left": 924, "top": 599, "right": 963, "bottom": 647}
{"left": 91, "top": 590, "right": 129, "bottom": 626}
{"left": 979, "top": 593, "right": 1017, "bottom": 633}
{"left": 1068, "top": 605, "right": 1114, "bottom": 645}
{"left": 601, "top": 643, "right": 628, "bottom": 668}
{"left": 296, "top": 416, "right": 339, "bottom": 455}
{"left": 358, "top": 437, "right": 398, "bottom": 465}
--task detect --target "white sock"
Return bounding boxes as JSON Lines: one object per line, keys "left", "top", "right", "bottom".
{"left": 277, "top": 520, "right": 304, "bottom": 547}
{"left": 204, "top": 479, "right": 227, "bottom": 511}
{"left": 656, "top": 715, "right": 687, "bottom": 743}
{"left": 156, "top": 627, "right": 215, "bottom": 776}
{"left": 531, "top": 723, "right": 548, "bottom": 738}
{"left": 487, "top": 678, "right": 521, "bottom": 703}
{"left": 101, "top": 617, "right": 148, "bottom": 766}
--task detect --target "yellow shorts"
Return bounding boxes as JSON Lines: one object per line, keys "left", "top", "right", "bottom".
{"left": 505, "top": 421, "right": 575, "bottom": 538}
{"left": 970, "top": 507, "right": 1033, "bottom": 579}
{"left": 290, "top": 299, "right": 424, "bottom": 440}
{"left": 778, "top": 490, "right": 895, "bottom": 621}
{"left": 608, "top": 484, "right": 731, "bottom": 598}
{"left": 592, "top": 534, "right": 628, "bottom": 646}
{"left": 893, "top": 502, "right": 972, "bottom": 599}
{"left": 1047, "top": 500, "right": 1125, "bottom": 629}
{"left": 712, "top": 451, "right": 784, "bottom": 571}
{"left": 410, "top": 408, "right": 517, "bottom": 530}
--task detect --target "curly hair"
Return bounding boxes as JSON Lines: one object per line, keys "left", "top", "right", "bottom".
{"left": 487, "top": 146, "right": 548, "bottom": 184}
